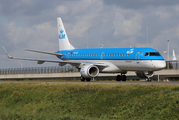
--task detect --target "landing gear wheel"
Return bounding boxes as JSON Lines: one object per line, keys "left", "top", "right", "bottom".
{"left": 86, "top": 78, "right": 91, "bottom": 82}
{"left": 122, "top": 75, "right": 126, "bottom": 81}
{"left": 146, "top": 78, "right": 152, "bottom": 82}
{"left": 81, "top": 76, "right": 86, "bottom": 82}
{"left": 116, "top": 75, "right": 121, "bottom": 81}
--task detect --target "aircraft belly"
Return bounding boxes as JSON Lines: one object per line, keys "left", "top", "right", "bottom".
{"left": 111, "top": 60, "right": 156, "bottom": 71}
{"left": 115, "top": 60, "right": 163, "bottom": 71}
{"left": 66, "top": 59, "right": 163, "bottom": 72}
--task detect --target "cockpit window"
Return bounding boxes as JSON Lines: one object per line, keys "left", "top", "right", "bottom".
{"left": 144, "top": 52, "right": 149, "bottom": 56}
{"left": 144, "top": 52, "right": 161, "bottom": 56}
{"left": 149, "top": 52, "right": 161, "bottom": 56}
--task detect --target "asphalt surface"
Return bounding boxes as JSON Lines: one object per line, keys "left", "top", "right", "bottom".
{"left": 0, "top": 81, "right": 179, "bottom": 86}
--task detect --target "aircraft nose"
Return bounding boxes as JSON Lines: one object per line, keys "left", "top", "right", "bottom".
{"left": 154, "top": 60, "right": 166, "bottom": 70}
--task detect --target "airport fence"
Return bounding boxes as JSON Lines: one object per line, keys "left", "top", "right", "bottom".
{"left": 0, "top": 66, "right": 78, "bottom": 75}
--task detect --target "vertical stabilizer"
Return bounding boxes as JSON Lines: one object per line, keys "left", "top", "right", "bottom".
{"left": 57, "top": 17, "right": 75, "bottom": 50}
{"left": 173, "top": 50, "right": 177, "bottom": 61}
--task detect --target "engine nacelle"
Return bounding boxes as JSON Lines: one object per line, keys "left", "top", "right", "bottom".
{"left": 80, "top": 65, "right": 99, "bottom": 78}
{"left": 135, "top": 71, "right": 154, "bottom": 79}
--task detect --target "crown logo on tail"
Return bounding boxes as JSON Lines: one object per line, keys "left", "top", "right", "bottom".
{"left": 59, "top": 29, "right": 65, "bottom": 39}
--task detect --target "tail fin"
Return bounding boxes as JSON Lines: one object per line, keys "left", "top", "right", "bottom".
{"left": 57, "top": 17, "right": 75, "bottom": 51}
{"left": 173, "top": 50, "right": 177, "bottom": 61}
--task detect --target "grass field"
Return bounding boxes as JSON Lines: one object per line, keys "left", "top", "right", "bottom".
{"left": 0, "top": 83, "right": 179, "bottom": 119}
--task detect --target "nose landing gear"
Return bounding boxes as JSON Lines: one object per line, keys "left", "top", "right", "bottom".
{"left": 146, "top": 78, "right": 152, "bottom": 82}
{"left": 80, "top": 76, "right": 91, "bottom": 82}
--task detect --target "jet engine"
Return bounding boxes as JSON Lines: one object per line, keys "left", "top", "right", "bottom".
{"left": 135, "top": 71, "right": 154, "bottom": 79}
{"left": 80, "top": 64, "right": 99, "bottom": 78}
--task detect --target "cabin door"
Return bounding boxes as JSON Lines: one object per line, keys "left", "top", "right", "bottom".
{"left": 101, "top": 52, "right": 104, "bottom": 59}
{"left": 135, "top": 52, "right": 141, "bottom": 64}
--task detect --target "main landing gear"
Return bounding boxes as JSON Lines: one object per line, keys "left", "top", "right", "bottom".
{"left": 146, "top": 78, "right": 152, "bottom": 82}
{"left": 80, "top": 76, "right": 91, "bottom": 82}
{"left": 116, "top": 74, "right": 126, "bottom": 81}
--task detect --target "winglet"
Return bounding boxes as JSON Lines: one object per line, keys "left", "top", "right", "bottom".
{"left": 2, "top": 46, "right": 13, "bottom": 59}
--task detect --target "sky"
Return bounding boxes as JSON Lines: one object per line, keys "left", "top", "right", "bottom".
{"left": 1, "top": 0, "right": 179, "bottom": 68}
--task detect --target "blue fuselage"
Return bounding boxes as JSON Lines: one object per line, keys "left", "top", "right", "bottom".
{"left": 57, "top": 47, "right": 164, "bottom": 61}
{"left": 56, "top": 47, "right": 166, "bottom": 72}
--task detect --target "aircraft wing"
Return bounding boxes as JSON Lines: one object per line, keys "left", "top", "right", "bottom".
{"left": 24, "top": 49, "right": 62, "bottom": 56}
{"left": 3, "top": 47, "right": 106, "bottom": 67}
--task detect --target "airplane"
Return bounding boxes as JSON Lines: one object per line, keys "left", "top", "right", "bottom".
{"left": 173, "top": 50, "right": 177, "bottom": 61}
{"left": 3, "top": 17, "right": 166, "bottom": 82}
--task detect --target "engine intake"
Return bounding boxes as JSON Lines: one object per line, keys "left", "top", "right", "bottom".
{"left": 80, "top": 65, "right": 99, "bottom": 78}
{"left": 135, "top": 71, "right": 154, "bottom": 79}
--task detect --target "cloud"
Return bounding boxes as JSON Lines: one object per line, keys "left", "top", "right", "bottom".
{"left": 103, "top": 0, "right": 179, "bottom": 9}
{"left": 113, "top": 9, "right": 143, "bottom": 37}
{"left": 55, "top": 6, "right": 68, "bottom": 14}
{"left": 1, "top": 0, "right": 179, "bottom": 68}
